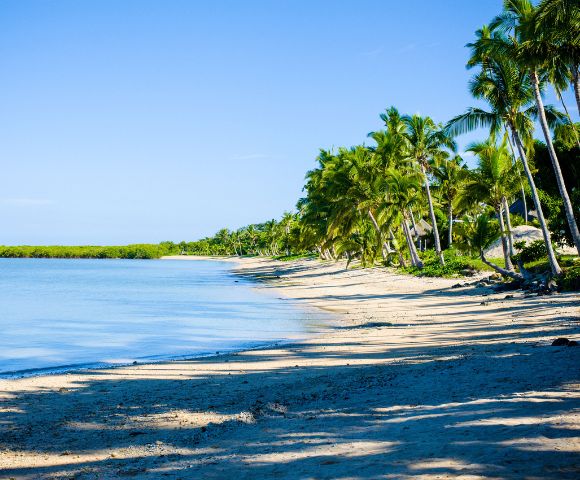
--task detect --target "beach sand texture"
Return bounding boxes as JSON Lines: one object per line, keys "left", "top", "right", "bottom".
{"left": 1, "top": 257, "right": 579, "bottom": 479}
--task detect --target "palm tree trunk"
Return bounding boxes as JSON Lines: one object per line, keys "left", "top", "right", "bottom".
{"left": 505, "top": 127, "right": 528, "bottom": 224}
{"left": 402, "top": 217, "right": 423, "bottom": 268}
{"left": 480, "top": 251, "right": 523, "bottom": 281}
{"left": 389, "top": 228, "right": 407, "bottom": 267}
{"left": 447, "top": 203, "right": 453, "bottom": 246}
{"left": 409, "top": 209, "right": 420, "bottom": 247}
{"left": 420, "top": 163, "right": 444, "bottom": 265}
{"left": 497, "top": 204, "right": 514, "bottom": 271}
{"left": 573, "top": 67, "right": 580, "bottom": 115}
{"left": 502, "top": 196, "right": 514, "bottom": 256}
{"left": 367, "top": 209, "right": 390, "bottom": 262}
{"left": 509, "top": 123, "right": 562, "bottom": 276}
{"left": 520, "top": 184, "right": 528, "bottom": 224}
{"left": 532, "top": 70, "right": 580, "bottom": 256}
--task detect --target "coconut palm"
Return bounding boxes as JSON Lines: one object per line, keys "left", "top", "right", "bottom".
{"left": 464, "top": 138, "right": 521, "bottom": 271}
{"left": 487, "top": 0, "right": 580, "bottom": 255}
{"left": 445, "top": 53, "right": 563, "bottom": 275}
{"left": 402, "top": 114, "right": 456, "bottom": 265}
{"left": 535, "top": 0, "right": 580, "bottom": 113}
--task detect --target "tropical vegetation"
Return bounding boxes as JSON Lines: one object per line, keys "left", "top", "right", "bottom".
{"left": 2, "top": 0, "right": 578, "bottom": 289}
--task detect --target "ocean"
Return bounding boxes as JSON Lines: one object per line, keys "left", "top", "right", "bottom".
{"left": 0, "top": 258, "right": 327, "bottom": 377}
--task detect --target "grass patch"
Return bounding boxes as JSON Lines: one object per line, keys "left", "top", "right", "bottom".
{"left": 272, "top": 253, "right": 317, "bottom": 261}
{"left": 401, "top": 249, "right": 502, "bottom": 277}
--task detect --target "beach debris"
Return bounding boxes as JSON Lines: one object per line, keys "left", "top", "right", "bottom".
{"left": 551, "top": 338, "right": 578, "bottom": 346}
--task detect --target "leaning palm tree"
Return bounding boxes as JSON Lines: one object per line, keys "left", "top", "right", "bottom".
{"left": 445, "top": 53, "right": 563, "bottom": 276}
{"left": 402, "top": 114, "right": 456, "bottom": 265}
{"left": 489, "top": 0, "right": 580, "bottom": 255}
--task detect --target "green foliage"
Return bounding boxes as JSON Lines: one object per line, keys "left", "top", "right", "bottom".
{"left": 0, "top": 243, "right": 179, "bottom": 259}
{"left": 6, "top": 1, "right": 579, "bottom": 279}
{"left": 536, "top": 186, "right": 580, "bottom": 247}
{"left": 272, "top": 253, "right": 317, "bottom": 262}
{"left": 403, "top": 249, "right": 473, "bottom": 277}
{"left": 560, "top": 264, "right": 580, "bottom": 291}
{"left": 513, "top": 239, "right": 548, "bottom": 263}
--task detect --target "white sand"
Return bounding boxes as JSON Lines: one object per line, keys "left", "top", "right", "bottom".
{"left": 1, "top": 257, "right": 579, "bottom": 479}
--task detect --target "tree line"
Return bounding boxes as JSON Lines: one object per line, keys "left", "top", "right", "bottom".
{"left": 184, "top": 0, "right": 579, "bottom": 283}
{"left": 2, "top": 1, "right": 578, "bottom": 287}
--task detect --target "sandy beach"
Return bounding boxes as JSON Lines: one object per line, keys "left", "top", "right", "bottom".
{"left": 1, "top": 257, "right": 579, "bottom": 479}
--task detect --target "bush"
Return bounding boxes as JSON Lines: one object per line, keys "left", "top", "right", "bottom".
{"left": 560, "top": 264, "right": 580, "bottom": 291}
{"left": 403, "top": 248, "right": 473, "bottom": 277}
{"left": 513, "top": 240, "right": 547, "bottom": 263}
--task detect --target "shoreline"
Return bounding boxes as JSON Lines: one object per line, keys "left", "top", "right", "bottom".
{"left": 1, "top": 256, "right": 335, "bottom": 381}
{"left": 1, "top": 257, "right": 579, "bottom": 479}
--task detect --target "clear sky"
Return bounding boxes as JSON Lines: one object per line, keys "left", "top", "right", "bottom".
{"left": 0, "top": 0, "right": 576, "bottom": 245}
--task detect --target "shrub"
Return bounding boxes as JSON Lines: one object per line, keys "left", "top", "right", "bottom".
{"left": 513, "top": 240, "right": 547, "bottom": 263}
{"left": 560, "top": 264, "right": 580, "bottom": 291}
{"left": 403, "top": 248, "right": 473, "bottom": 277}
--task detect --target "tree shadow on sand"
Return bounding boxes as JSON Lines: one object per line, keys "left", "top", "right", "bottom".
{"left": 1, "top": 312, "right": 579, "bottom": 479}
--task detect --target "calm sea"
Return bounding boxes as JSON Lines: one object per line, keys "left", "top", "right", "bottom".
{"left": 0, "top": 258, "right": 327, "bottom": 377}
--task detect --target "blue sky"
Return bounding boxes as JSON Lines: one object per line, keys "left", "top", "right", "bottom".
{"left": 0, "top": 0, "right": 576, "bottom": 244}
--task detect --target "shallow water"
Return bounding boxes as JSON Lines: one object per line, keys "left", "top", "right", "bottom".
{"left": 0, "top": 258, "right": 327, "bottom": 377}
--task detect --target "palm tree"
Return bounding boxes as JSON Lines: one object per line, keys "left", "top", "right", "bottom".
{"left": 445, "top": 53, "right": 563, "bottom": 276}
{"left": 278, "top": 212, "right": 296, "bottom": 256}
{"left": 490, "top": 0, "right": 580, "bottom": 255}
{"left": 431, "top": 155, "right": 470, "bottom": 246}
{"left": 402, "top": 114, "right": 456, "bottom": 265}
{"left": 535, "top": 0, "right": 580, "bottom": 114}
{"left": 464, "top": 138, "right": 521, "bottom": 271}
{"left": 300, "top": 148, "right": 385, "bottom": 263}
{"left": 385, "top": 169, "right": 424, "bottom": 268}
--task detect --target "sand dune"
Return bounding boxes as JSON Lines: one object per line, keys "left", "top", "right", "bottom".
{"left": 1, "top": 257, "right": 579, "bottom": 479}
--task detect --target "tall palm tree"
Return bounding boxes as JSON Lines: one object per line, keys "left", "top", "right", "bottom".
{"left": 402, "top": 114, "right": 456, "bottom": 265}
{"left": 490, "top": 0, "right": 580, "bottom": 255}
{"left": 445, "top": 53, "right": 563, "bottom": 276}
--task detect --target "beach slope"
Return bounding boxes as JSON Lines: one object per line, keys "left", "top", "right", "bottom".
{"left": 1, "top": 257, "right": 579, "bottom": 479}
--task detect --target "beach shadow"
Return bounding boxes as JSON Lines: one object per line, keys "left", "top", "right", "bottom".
{"left": 1, "top": 324, "right": 579, "bottom": 479}
{"left": 1, "top": 261, "right": 579, "bottom": 479}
